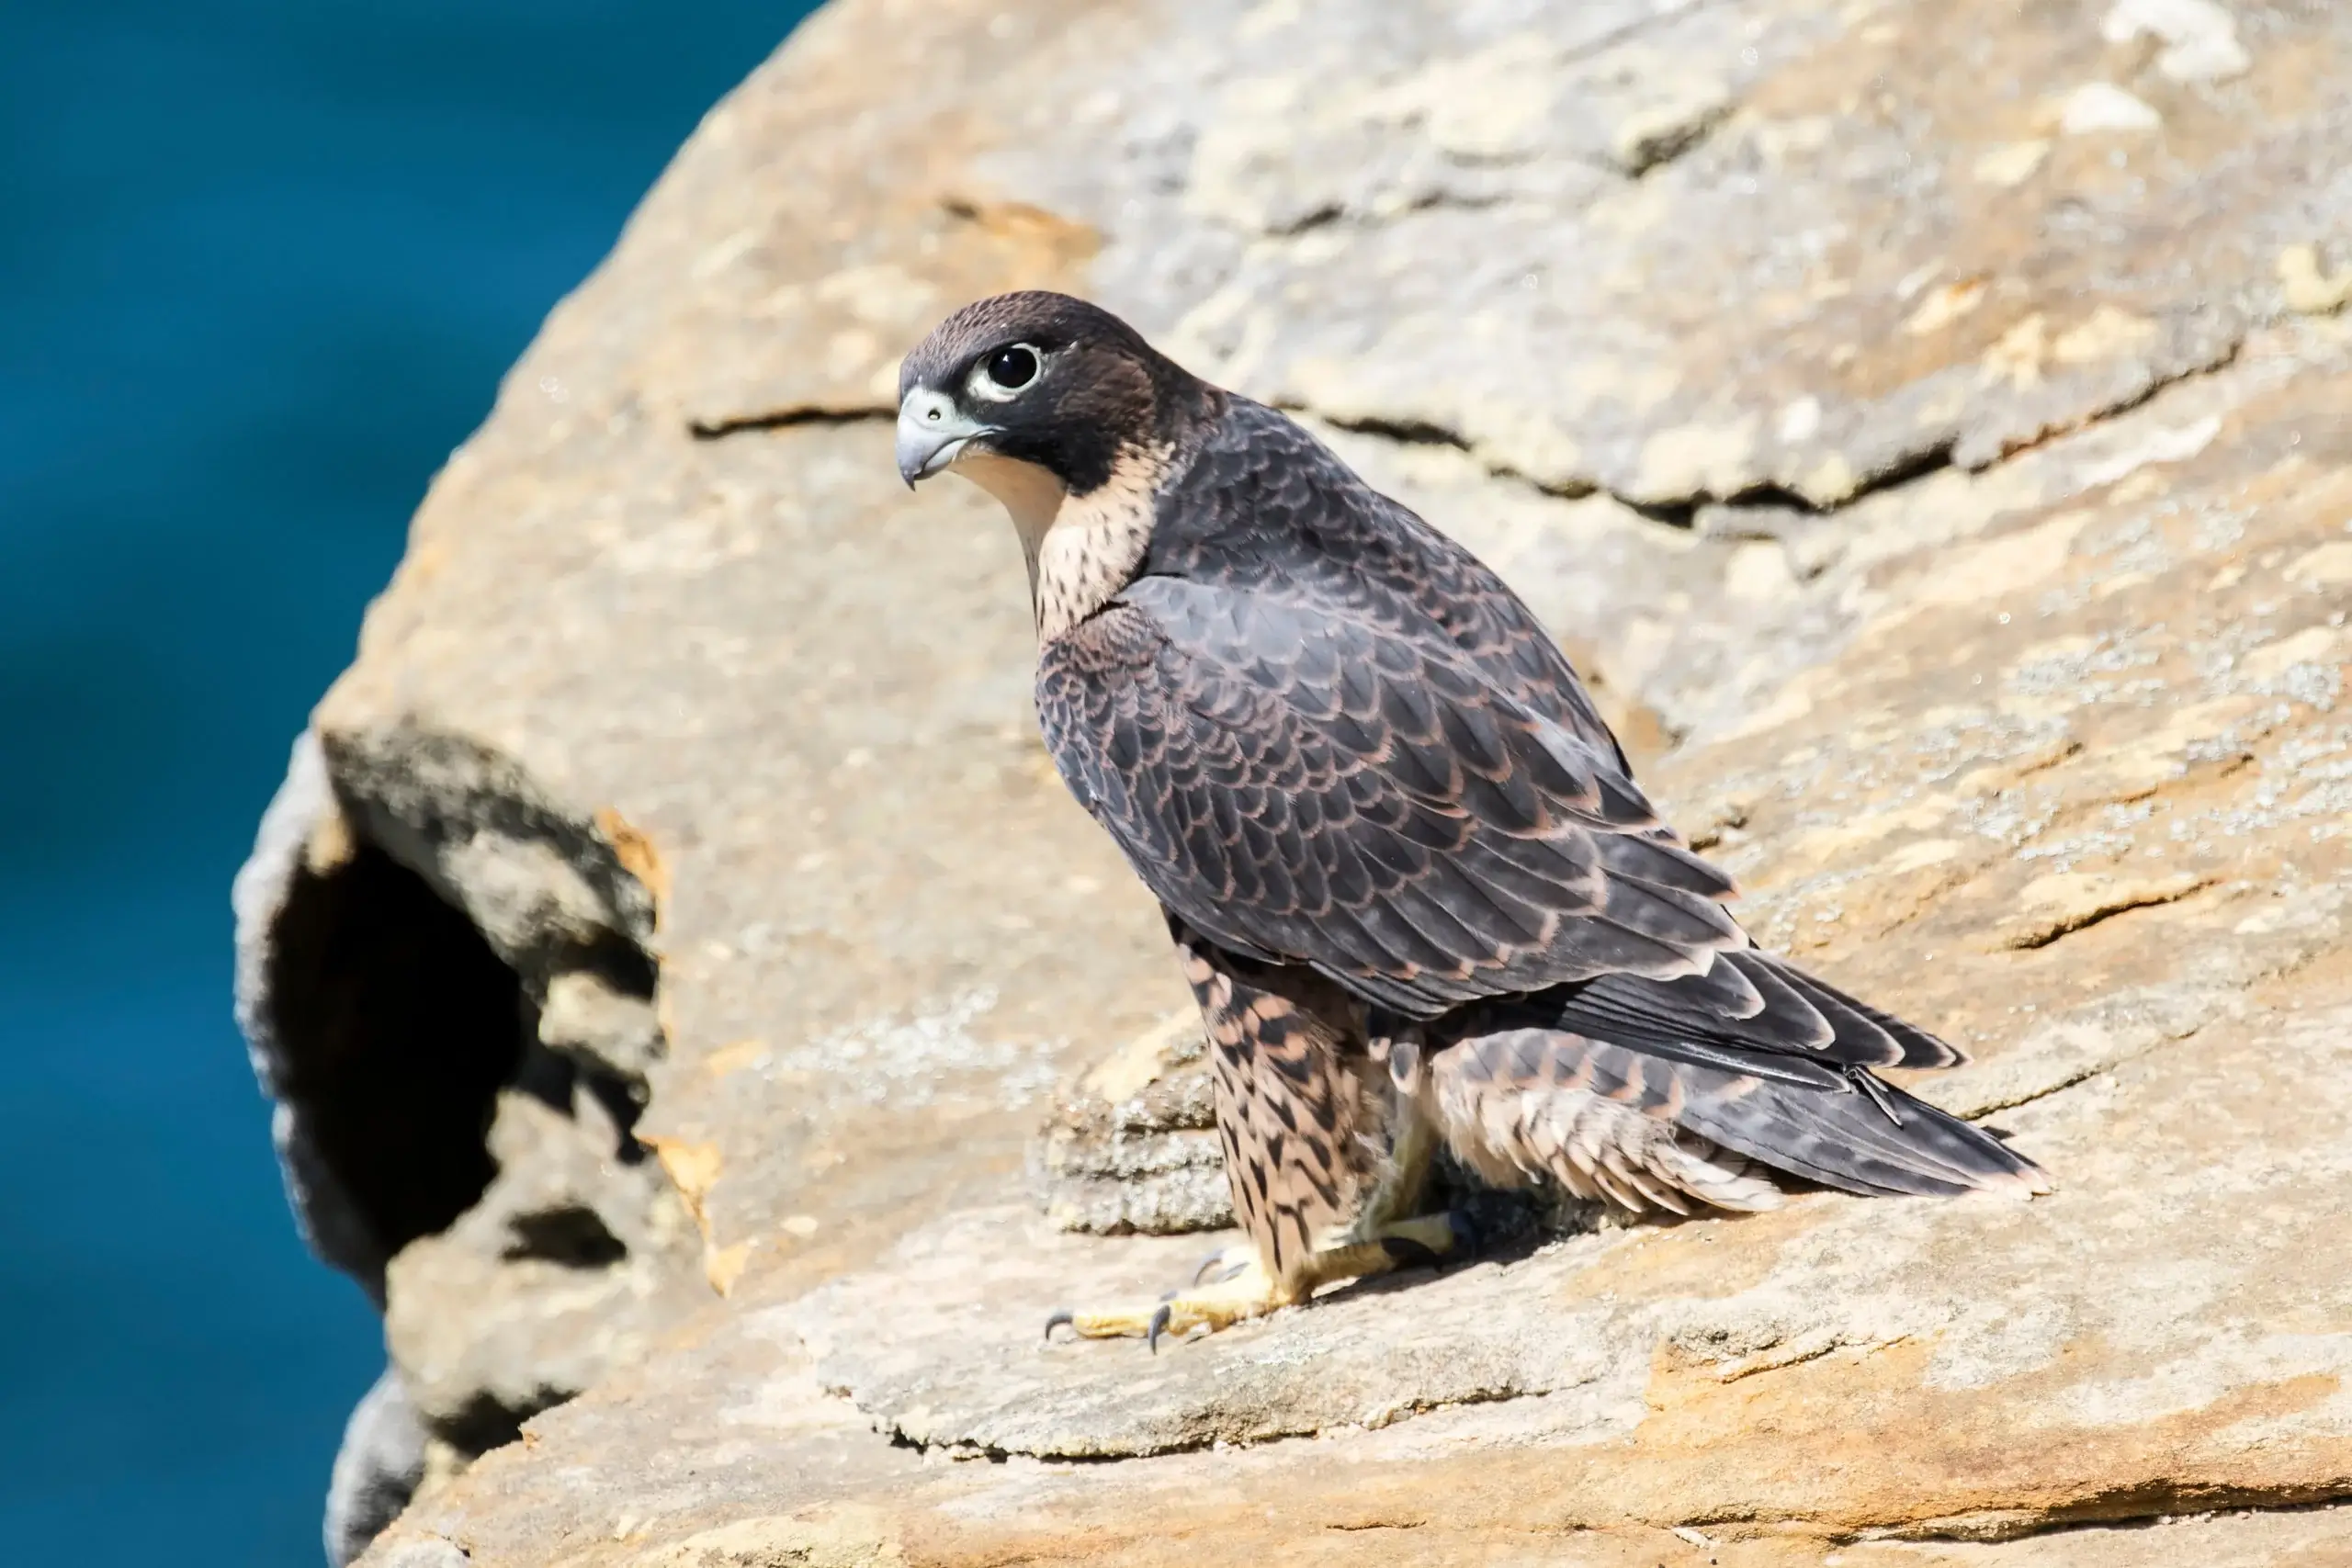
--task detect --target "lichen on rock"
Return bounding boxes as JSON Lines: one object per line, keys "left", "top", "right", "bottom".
{"left": 1031, "top": 1010, "right": 1229, "bottom": 1236}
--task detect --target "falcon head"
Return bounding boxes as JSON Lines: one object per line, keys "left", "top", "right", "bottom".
{"left": 895, "top": 291, "right": 1209, "bottom": 500}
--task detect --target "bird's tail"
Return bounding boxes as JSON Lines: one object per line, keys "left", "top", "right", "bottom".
{"left": 1678, "top": 1059, "right": 2051, "bottom": 1200}
{"left": 1423, "top": 1028, "right": 2050, "bottom": 1216}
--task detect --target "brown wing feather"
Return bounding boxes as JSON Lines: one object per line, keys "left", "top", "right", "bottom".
{"left": 1038, "top": 581, "right": 1743, "bottom": 1020}
{"left": 1147, "top": 399, "right": 1629, "bottom": 762}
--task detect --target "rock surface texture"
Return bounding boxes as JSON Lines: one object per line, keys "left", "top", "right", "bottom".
{"left": 230, "top": 0, "right": 2352, "bottom": 1562}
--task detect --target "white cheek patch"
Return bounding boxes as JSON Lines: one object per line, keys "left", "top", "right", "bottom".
{"left": 953, "top": 446, "right": 1167, "bottom": 643}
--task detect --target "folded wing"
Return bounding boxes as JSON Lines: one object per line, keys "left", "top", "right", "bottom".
{"left": 1036, "top": 577, "right": 1746, "bottom": 1019}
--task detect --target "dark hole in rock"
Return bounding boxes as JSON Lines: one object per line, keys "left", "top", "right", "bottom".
{"left": 571, "top": 930, "right": 660, "bottom": 1010}
{"left": 433, "top": 1392, "right": 543, "bottom": 1461}
{"left": 510, "top": 1032, "right": 652, "bottom": 1164}
{"left": 267, "top": 841, "right": 526, "bottom": 1259}
{"left": 512, "top": 1036, "right": 581, "bottom": 1113}
{"left": 501, "top": 1203, "right": 629, "bottom": 1269}
{"left": 591, "top": 1072, "right": 653, "bottom": 1162}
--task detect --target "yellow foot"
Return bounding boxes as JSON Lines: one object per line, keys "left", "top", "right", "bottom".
{"left": 1044, "top": 1215, "right": 1459, "bottom": 1352}
{"left": 1293, "top": 1213, "right": 1455, "bottom": 1293}
{"left": 1044, "top": 1261, "right": 1284, "bottom": 1350}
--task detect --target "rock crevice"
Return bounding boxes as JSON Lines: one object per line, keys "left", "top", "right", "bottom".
{"left": 237, "top": 723, "right": 705, "bottom": 1556}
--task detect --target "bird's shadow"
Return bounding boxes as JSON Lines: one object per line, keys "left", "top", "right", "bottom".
{"left": 1315, "top": 1153, "right": 1852, "bottom": 1308}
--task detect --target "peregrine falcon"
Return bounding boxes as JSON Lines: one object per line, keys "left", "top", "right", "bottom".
{"left": 896, "top": 291, "right": 2048, "bottom": 1347}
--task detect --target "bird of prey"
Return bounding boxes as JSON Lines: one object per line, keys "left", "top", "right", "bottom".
{"left": 896, "top": 291, "right": 2049, "bottom": 1347}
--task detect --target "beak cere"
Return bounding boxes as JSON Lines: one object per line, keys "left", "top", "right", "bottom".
{"left": 896, "top": 389, "right": 990, "bottom": 489}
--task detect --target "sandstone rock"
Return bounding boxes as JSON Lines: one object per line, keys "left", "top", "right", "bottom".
{"left": 235, "top": 724, "right": 702, "bottom": 1516}
{"left": 227, "top": 0, "right": 2352, "bottom": 1561}
{"left": 382, "top": 1081, "right": 704, "bottom": 1456}
{"left": 1030, "top": 1010, "right": 1228, "bottom": 1236}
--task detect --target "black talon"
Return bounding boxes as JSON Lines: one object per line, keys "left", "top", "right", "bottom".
{"left": 1189, "top": 1247, "right": 1231, "bottom": 1286}
{"left": 1147, "top": 1303, "right": 1172, "bottom": 1354}
{"left": 1044, "top": 1309, "right": 1074, "bottom": 1343}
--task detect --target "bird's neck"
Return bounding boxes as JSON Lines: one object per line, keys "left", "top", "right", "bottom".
{"left": 955, "top": 446, "right": 1167, "bottom": 642}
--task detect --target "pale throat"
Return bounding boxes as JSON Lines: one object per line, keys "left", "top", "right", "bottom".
{"left": 952, "top": 446, "right": 1165, "bottom": 642}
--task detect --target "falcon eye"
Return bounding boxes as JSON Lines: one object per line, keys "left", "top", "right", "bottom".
{"left": 984, "top": 344, "right": 1038, "bottom": 391}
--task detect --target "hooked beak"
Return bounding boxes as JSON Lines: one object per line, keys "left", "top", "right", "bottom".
{"left": 896, "top": 389, "right": 994, "bottom": 489}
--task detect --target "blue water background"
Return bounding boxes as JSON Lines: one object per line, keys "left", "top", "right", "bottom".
{"left": 1, "top": 4, "right": 817, "bottom": 1559}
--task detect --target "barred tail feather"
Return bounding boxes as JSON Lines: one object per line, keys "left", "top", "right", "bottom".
{"left": 1423, "top": 1027, "right": 2050, "bottom": 1217}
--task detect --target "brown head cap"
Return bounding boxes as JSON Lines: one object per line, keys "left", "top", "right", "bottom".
{"left": 895, "top": 292, "right": 1216, "bottom": 494}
